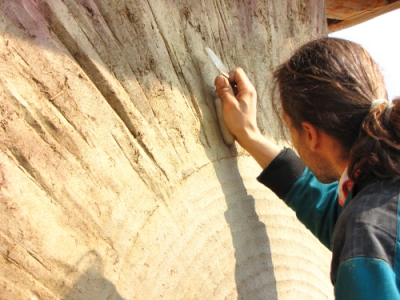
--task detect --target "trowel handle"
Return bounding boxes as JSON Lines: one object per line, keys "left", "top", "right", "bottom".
{"left": 230, "top": 81, "right": 238, "bottom": 96}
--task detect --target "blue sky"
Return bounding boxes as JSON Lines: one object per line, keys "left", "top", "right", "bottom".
{"left": 330, "top": 9, "right": 400, "bottom": 99}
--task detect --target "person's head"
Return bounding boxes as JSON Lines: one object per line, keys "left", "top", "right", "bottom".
{"left": 273, "top": 37, "right": 400, "bottom": 183}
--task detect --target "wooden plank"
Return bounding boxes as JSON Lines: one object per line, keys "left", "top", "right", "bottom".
{"left": 326, "top": 0, "right": 388, "bottom": 20}
{"left": 329, "top": 0, "right": 400, "bottom": 32}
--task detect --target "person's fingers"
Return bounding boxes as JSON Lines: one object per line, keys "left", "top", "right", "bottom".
{"left": 214, "top": 75, "right": 235, "bottom": 103}
{"left": 229, "top": 67, "right": 256, "bottom": 96}
{"left": 214, "top": 94, "right": 236, "bottom": 145}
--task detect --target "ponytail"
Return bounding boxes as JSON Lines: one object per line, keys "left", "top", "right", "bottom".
{"left": 349, "top": 97, "right": 400, "bottom": 181}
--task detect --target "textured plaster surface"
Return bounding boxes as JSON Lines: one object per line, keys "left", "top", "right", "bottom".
{"left": 0, "top": 0, "right": 332, "bottom": 299}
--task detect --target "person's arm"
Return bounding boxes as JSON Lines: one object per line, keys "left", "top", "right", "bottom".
{"left": 257, "top": 147, "right": 340, "bottom": 249}
{"left": 214, "top": 68, "right": 281, "bottom": 169}
{"left": 335, "top": 258, "right": 399, "bottom": 299}
{"left": 215, "top": 69, "right": 340, "bottom": 249}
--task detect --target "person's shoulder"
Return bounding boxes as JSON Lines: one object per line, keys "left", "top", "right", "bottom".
{"left": 335, "top": 177, "right": 400, "bottom": 265}
{"left": 353, "top": 177, "right": 400, "bottom": 210}
{"left": 333, "top": 179, "right": 400, "bottom": 295}
{"left": 344, "top": 177, "right": 400, "bottom": 228}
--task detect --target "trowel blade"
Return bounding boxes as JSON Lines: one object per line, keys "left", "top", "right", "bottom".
{"left": 205, "top": 47, "right": 230, "bottom": 78}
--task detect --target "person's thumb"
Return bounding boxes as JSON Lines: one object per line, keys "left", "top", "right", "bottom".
{"left": 214, "top": 75, "right": 235, "bottom": 103}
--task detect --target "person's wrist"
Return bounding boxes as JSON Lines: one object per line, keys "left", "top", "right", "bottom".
{"left": 237, "top": 127, "right": 264, "bottom": 152}
{"left": 238, "top": 129, "right": 281, "bottom": 169}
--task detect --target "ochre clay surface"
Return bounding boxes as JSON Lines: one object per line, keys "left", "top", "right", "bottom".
{"left": 0, "top": 0, "right": 332, "bottom": 299}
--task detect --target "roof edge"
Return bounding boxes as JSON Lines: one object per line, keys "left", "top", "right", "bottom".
{"left": 328, "top": 1, "right": 400, "bottom": 33}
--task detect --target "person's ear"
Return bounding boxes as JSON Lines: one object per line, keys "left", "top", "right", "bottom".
{"left": 301, "top": 121, "right": 320, "bottom": 151}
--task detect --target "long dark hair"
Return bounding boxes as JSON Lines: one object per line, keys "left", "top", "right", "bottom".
{"left": 273, "top": 37, "right": 400, "bottom": 182}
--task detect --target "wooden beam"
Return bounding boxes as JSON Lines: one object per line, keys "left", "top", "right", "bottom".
{"left": 328, "top": 0, "right": 400, "bottom": 32}
{"left": 326, "top": 0, "right": 388, "bottom": 20}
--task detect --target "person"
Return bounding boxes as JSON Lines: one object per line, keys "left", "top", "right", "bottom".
{"left": 214, "top": 37, "right": 400, "bottom": 299}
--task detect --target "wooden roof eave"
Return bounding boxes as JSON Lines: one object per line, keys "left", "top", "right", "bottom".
{"left": 328, "top": 1, "right": 400, "bottom": 33}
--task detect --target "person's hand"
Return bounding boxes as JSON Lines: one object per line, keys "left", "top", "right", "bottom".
{"left": 214, "top": 67, "right": 262, "bottom": 150}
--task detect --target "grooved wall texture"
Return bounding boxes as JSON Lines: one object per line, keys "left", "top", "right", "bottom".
{"left": 0, "top": 0, "right": 332, "bottom": 299}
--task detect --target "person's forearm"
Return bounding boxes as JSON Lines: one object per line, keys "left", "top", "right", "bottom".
{"left": 239, "top": 131, "right": 281, "bottom": 170}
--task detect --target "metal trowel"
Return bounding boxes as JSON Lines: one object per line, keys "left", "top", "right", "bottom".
{"left": 205, "top": 47, "right": 236, "bottom": 145}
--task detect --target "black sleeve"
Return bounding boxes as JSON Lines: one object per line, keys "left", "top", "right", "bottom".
{"left": 257, "top": 147, "right": 306, "bottom": 199}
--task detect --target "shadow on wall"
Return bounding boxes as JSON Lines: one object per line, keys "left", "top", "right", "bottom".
{"left": 62, "top": 251, "right": 124, "bottom": 300}
{"left": 201, "top": 90, "right": 278, "bottom": 300}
